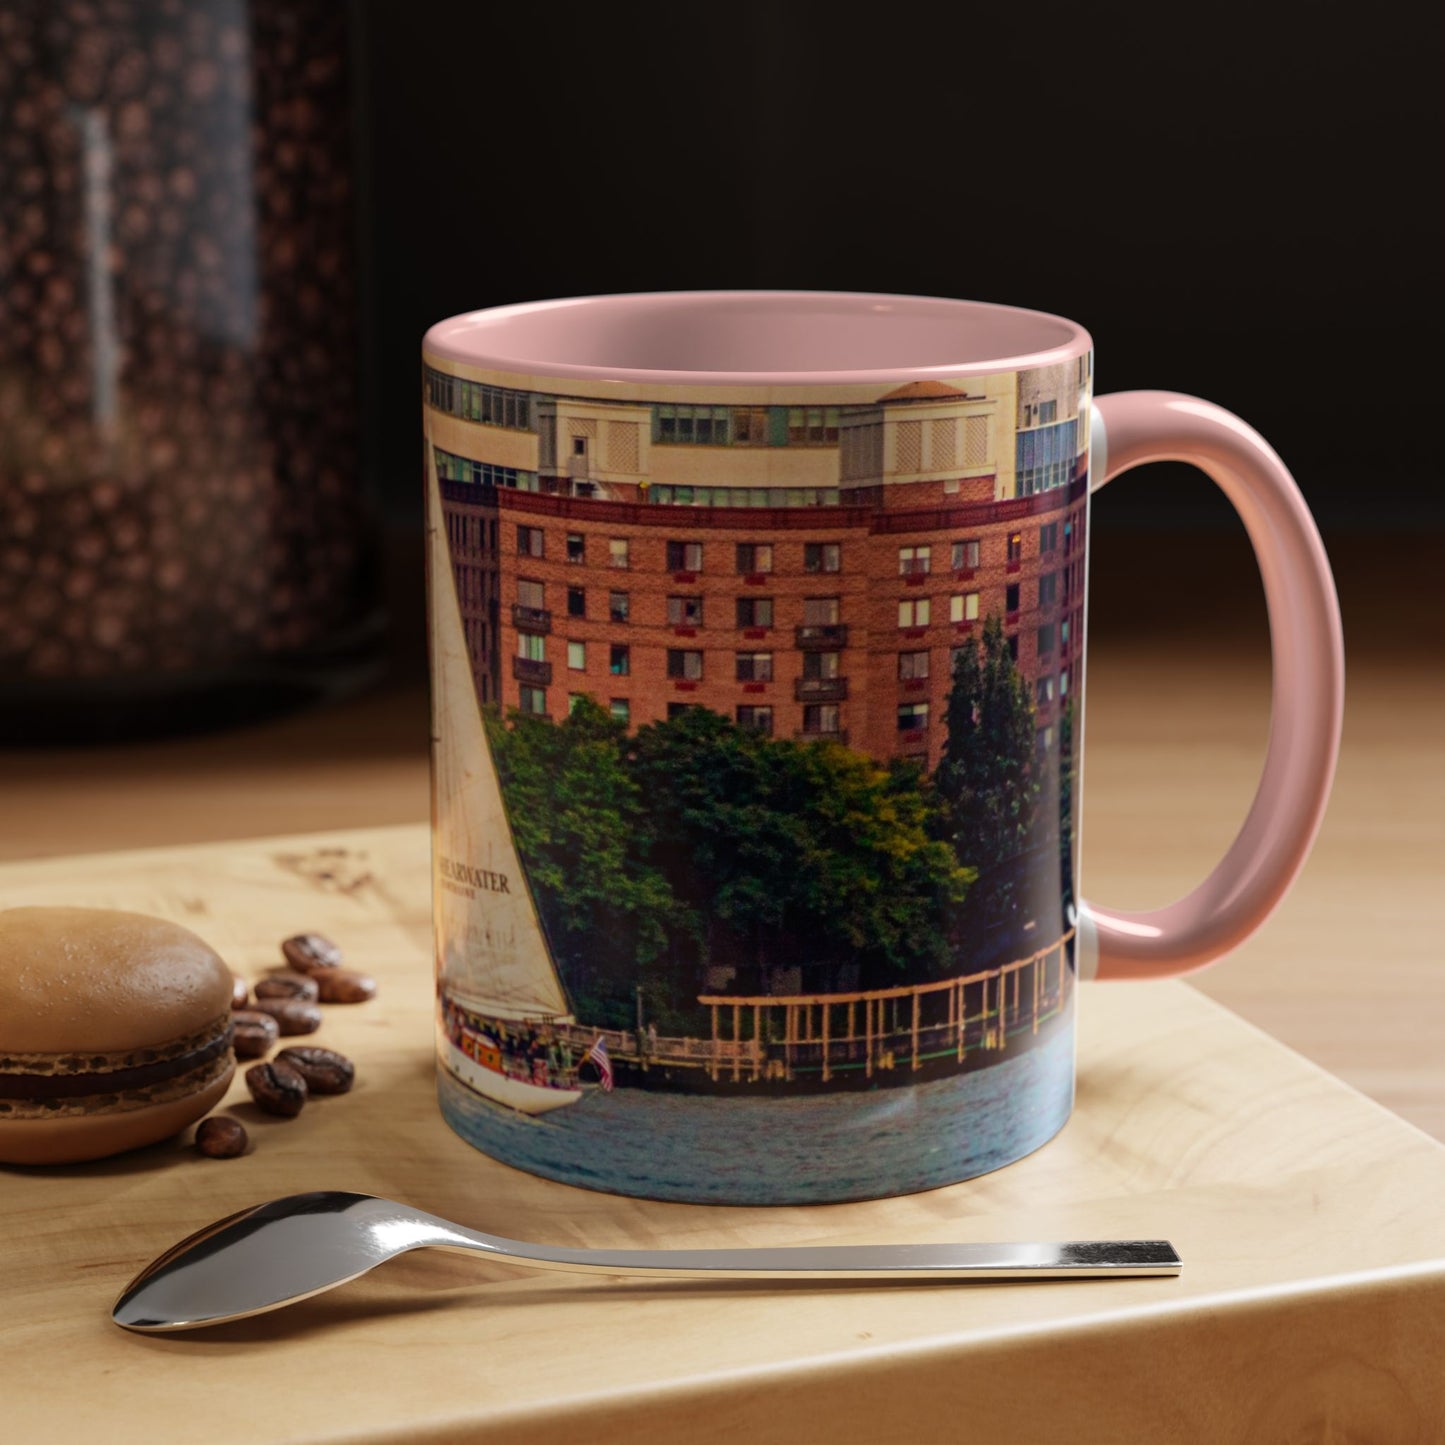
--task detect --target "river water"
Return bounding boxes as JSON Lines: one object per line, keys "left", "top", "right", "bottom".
{"left": 437, "top": 1011, "right": 1076, "bottom": 1204}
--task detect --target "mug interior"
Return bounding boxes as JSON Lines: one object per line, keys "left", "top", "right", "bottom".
{"left": 424, "top": 291, "right": 1089, "bottom": 384}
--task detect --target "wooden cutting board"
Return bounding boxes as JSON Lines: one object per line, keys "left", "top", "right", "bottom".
{"left": 2, "top": 825, "right": 1442, "bottom": 1444}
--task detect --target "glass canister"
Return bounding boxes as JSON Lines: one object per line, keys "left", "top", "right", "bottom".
{"left": 0, "top": 0, "right": 378, "bottom": 741}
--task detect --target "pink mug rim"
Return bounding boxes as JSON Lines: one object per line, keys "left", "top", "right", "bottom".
{"left": 423, "top": 290, "right": 1092, "bottom": 388}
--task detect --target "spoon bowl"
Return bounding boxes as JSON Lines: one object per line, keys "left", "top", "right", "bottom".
{"left": 112, "top": 1190, "right": 1181, "bottom": 1333}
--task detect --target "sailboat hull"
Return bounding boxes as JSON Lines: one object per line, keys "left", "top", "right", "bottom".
{"left": 442, "top": 1037, "right": 582, "bottom": 1116}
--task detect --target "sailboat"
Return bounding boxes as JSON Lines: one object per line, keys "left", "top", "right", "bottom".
{"left": 426, "top": 443, "right": 583, "bottom": 1116}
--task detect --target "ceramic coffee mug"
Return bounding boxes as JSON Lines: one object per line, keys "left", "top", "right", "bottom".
{"left": 422, "top": 291, "right": 1342, "bottom": 1205}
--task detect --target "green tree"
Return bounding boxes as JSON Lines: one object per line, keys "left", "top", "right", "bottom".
{"left": 485, "top": 698, "right": 682, "bottom": 1028}
{"left": 630, "top": 709, "right": 971, "bottom": 995}
{"left": 1056, "top": 701, "right": 1078, "bottom": 908}
{"left": 770, "top": 739, "right": 973, "bottom": 988}
{"left": 936, "top": 615, "right": 1040, "bottom": 954}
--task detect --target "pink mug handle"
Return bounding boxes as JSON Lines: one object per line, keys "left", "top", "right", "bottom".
{"left": 1081, "top": 392, "right": 1344, "bottom": 980}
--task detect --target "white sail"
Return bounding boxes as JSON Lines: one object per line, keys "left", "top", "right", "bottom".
{"left": 426, "top": 442, "right": 573, "bottom": 1024}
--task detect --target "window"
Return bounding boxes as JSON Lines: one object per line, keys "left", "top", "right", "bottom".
{"left": 650, "top": 484, "right": 841, "bottom": 508}
{"left": 735, "top": 652, "right": 773, "bottom": 682}
{"left": 952, "top": 538, "right": 980, "bottom": 571}
{"left": 736, "top": 596, "right": 774, "bottom": 628}
{"left": 610, "top": 698, "right": 630, "bottom": 724}
{"left": 1039, "top": 572, "right": 1057, "bottom": 606}
{"left": 897, "top": 702, "right": 929, "bottom": 733}
{"left": 568, "top": 693, "right": 586, "bottom": 714}
{"left": 1007, "top": 531, "right": 1023, "bottom": 565}
{"left": 517, "top": 578, "right": 545, "bottom": 610}
{"left": 1039, "top": 522, "right": 1060, "bottom": 554}
{"left": 608, "top": 590, "right": 630, "bottom": 623}
{"left": 567, "top": 640, "right": 586, "bottom": 671}
{"left": 802, "top": 703, "right": 841, "bottom": 734}
{"left": 804, "top": 542, "right": 841, "bottom": 573}
{"left": 608, "top": 538, "right": 629, "bottom": 568}
{"left": 1005, "top": 583, "right": 1020, "bottom": 613}
{"left": 803, "top": 651, "right": 840, "bottom": 680}
{"left": 950, "top": 592, "right": 980, "bottom": 624}
{"left": 1063, "top": 518, "right": 1075, "bottom": 554}
{"left": 1038, "top": 623, "right": 1055, "bottom": 655}
{"left": 567, "top": 586, "right": 586, "bottom": 619}
{"left": 425, "top": 370, "right": 533, "bottom": 430}
{"left": 1060, "top": 667, "right": 1070, "bottom": 697}
{"left": 736, "top": 542, "right": 774, "bottom": 575}
{"left": 1007, "top": 634, "right": 1019, "bottom": 662}
{"left": 898, "top": 597, "right": 931, "bottom": 628}
{"left": 732, "top": 407, "right": 769, "bottom": 446}
{"left": 517, "top": 633, "right": 545, "bottom": 662}
{"left": 519, "top": 686, "right": 546, "bottom": 715}
{"left": 898, "top": 651, "right": 930, "bottom": 681}
{"left": 1037, "top": 676, "right": 1055, "bottom": 705}
{"left": 899, "top": 545, "right": 931, "bottom": 576}
{"left": 667, "top": 703, "right": 696, "bottom": 719}
{"left": 788, "top": 406, "right": 841, "bottom": 444}
{"left": 736, "top": 705, "right": 773, "bottom": 735}
{"left": 1040, "top": 399, "right": 1058, "bottom": 424}
{"left": 1060, "top": 616, "right": 1071, "bottom": 648}
{"left": 1016, "top": 418, "right": 1078, "bottom": 495}
{"left": 667, "top": 595, "right": 704, "bottom": 626}
{"left": 518, "top": 525, "right": 544, "bottom": 558}
{"left": 667, "top": 540, "right": 703, "bottom": 573}
{"left": 566, "top": 533, "right": 585, "bottom": 564}
{"left": 434, "top": 448, "right": 537, "bottom": 492}
{"left": 667, "top": 649, "right": 703, "bottom": 680}
{"left": 609, "top": 643, "right": 630, "bottom": 676}
{"left": 803, "top": 596, "right": 840, "bottom": 625}
{"left": 654, "top": 404, "right": 732, "bottom": 445}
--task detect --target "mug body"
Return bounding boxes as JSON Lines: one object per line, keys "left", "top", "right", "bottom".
{"left": 424, "top": 292, "right": 1091, "bottom": 1204}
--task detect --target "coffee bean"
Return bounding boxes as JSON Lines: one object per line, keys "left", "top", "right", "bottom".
{"left": 246, "top": 1060, "right": 308, "bottom": 1117}
{"left": 281, "top": 933, "right": 342, "bottom": 974}
{"left": 231, "top": 1009, "right": 280, "bottom": 1059}
{"left": 230, "top": 973, "right": 250, "bottom": 1010}
{"left": 254, "top": 970, "right": 320, "bottom": 1003}
{"left": 196, "top": 1115, "right": 248, "bottom": 1158}
{"left": 315, "top": 968, "right": 376, "bottom": 1004}
{"left": 276, "top": 1046, "right": 354, "bottom": 1095}
{"left": 249, "top": 996, "right": 322, "bottom": 1035}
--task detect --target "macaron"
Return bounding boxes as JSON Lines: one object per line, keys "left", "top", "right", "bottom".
{"left": 0, "top": 907, "right": 236, "bottom": 1165}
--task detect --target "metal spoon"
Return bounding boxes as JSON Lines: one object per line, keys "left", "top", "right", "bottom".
{"left": 111, "top": 1190, "right": 1181, "bottom": 1332}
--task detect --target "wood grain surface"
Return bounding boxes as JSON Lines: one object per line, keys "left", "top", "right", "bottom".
{"left": 1, "top": 827, "right": 1443, "bottom": 1444}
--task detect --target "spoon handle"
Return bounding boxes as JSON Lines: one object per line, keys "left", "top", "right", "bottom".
{"left": 451, "top": 1234, "right": 1182, "bottom": 1281}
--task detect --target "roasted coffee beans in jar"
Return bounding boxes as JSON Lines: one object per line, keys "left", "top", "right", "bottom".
{"left": 0, "top": 1, "right": 378, "bottom": 741}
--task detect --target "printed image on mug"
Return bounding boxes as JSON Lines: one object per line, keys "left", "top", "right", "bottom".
{"left": 426, "top": 350, "right": 1089, "bottom": 1203}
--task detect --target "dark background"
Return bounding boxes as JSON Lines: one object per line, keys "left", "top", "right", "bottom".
{"left": 350, "top": 0, "right": 1437, "bottom": 537}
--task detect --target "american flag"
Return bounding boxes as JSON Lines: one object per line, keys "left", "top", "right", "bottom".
{"left": 584, "top": 1036, "right": 614, "bottom": 1091}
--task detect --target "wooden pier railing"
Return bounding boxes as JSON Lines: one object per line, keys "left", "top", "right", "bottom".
{"left": 695, "top": 931, "right": 1074, "bottom": 1083}
{"left": 556, "top": 932, "right": 1074, "bottom": 1085}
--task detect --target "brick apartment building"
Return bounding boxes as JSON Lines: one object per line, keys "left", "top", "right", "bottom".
{"left": 427, "top": 361, "right": 1089, "bottom": 770}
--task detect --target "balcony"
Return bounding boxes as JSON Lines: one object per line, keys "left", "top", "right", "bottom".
{"left": 795, "top": 727, "right": 848, "bottom": 745}
{"left": 794, "top": 677, "right": 848, "bottom": 703}
{"left": 795, "top": 623, "right": 849, "bottom": 649}
{"left": 512, "top": 656, "right": 552, "bottom": 685}
{"left": 512, "top": 604, "right": 552, "bottom": 634}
